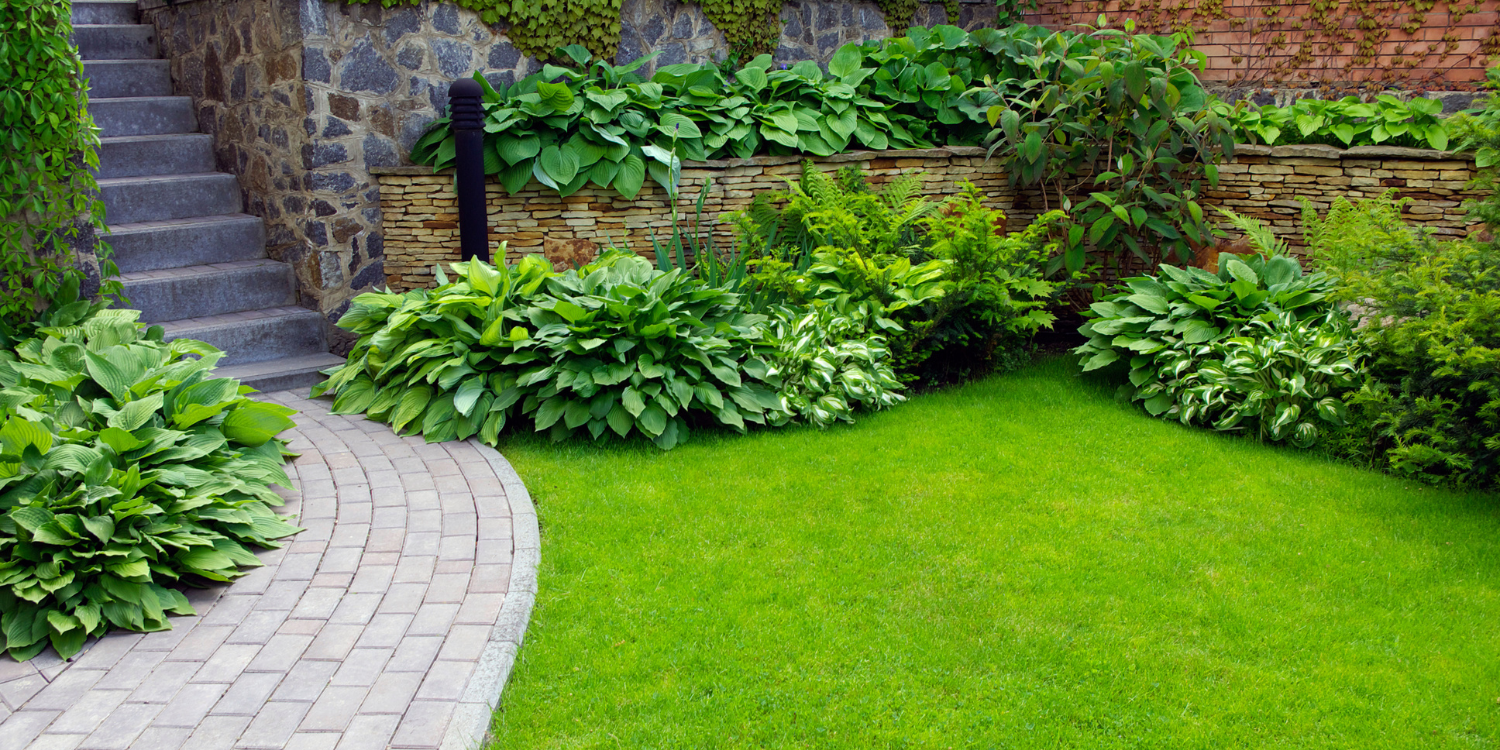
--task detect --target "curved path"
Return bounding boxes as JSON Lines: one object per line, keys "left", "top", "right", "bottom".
{"left": 0, "top": 392, "right": 538, "bottom": 750}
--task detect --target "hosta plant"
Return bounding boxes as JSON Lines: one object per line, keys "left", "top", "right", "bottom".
{"left": 1224, "top": 94, "right": 1452, "bottom": 151}
{"left": 1076, "top": 253, "right": 1338, "bottom": 373}
{"left": 1134, "top": 310, "right": 1364, "bottom": 446}
{"left": 315, "top": 249, "right": 788, "bottom": 451}
{"left": 0, "top": 310, "right": 300, "bottom": 661}
{"left": 762, "top": 301, "right": 905, "bottom": 428}
{"left": 1076, "top": 250, "right": 1349, "bottom": 442}
{"left": 410, "top": 45, "right": 927, "bottom": 200}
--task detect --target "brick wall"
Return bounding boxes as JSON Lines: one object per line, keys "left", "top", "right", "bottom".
{"left": 372, "top": 145, "right": 1488, "bottom": 291}
{"left": 1023, "top": 0, "right": 1500, "bottom": 90}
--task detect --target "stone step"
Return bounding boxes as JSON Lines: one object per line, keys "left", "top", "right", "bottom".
{"left": 119, "top": 260, "right": 297, "bottom": 323}
{"left": 106, "top": 214, "right": 267, "bottom": 274}
{"left": 90, "top": 96, "right": 196, "bottom": 137}
{"left": 84, "top": 59, "right": 172, "bottom": 99}
{"left": 157, "top": 307, "right": 328, "bottom": 367}
{"left": 216, "top": 352, "right": 347, "bottom": 394}
{"left": 98, "top": 134, "right": 215, "bottom": 179}
{"left": 74, "top": 24, "right": 157, "bottom": 60}
{"left": 98, "top": 173, "right": 241, "bottom": 225}
{"left": 70, "top": 1, "right": 139, "bottom": 25}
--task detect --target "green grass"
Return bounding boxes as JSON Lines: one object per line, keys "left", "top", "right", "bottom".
{"left": 488, "top": 357, "right": 1500, "bottom": 748}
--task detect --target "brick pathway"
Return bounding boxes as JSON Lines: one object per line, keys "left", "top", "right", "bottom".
{"left": 0, "top": 392, "right": 539, "bottom": 750}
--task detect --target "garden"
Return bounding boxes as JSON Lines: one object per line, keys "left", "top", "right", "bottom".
{"left": 4, "top": 0, "right": 1500, "bottom": 745}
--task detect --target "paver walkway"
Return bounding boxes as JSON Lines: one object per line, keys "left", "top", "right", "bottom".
{"left": 0, "top": 392, "right": 539, "bottom": 750}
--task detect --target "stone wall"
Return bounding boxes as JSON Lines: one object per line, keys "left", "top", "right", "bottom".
{"left": 372, "top": 147, "right": 1016, "bottom": 289}
{"left": 615, "top": 0, "right": 997, "bottom": 71}
{"left": 371, "top": 145, "right": 1489, "bottom": 291}
{"left": 1210, "top": 144, "right": 1487, "bottom": 247}
{"left": 140, "top": 0, "right": 986, "bottom": 348}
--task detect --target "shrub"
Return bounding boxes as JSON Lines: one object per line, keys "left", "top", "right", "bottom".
{"left": 732, "top": 166, "right": 1070, "bottom": 384}
{"left": 1314, "top": 217, "right": 1500, "bottom": 487}
{"left": 1075, "top": 247, "right": 1357, "bottom": 443}
{"left": 316, "top": 250, "right": 789, "bottom": 451}
{"left": 975, "top": 21, "right": 1236, "bottom": 275}
{"left": 912, "top": 185, "right": 1069, "bottom": 381}
{"left": 0, "top": 310, "right": 300, "bottom": 661}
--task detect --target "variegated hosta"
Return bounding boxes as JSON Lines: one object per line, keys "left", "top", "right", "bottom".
{"left": 1077, "top": 253, "right": 1361, "bottom": 446}
{"left": 0, "top": 310, "right": 300, "bottom": 661}
{"left": 1076, "top": 254, "right": 1339, "bottom": 373}
{"left": 315, "top": 250, "right": 790, "bottom": 451}
{"left": 762, "top": 301, "right": 906, "bottom": 428}
{"left": 1131, "top": 311, "right": 1363, "bottom": 447}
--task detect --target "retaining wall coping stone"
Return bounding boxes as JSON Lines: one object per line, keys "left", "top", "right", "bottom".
{"left": 1231, "top": 144, "right": 1475, "bottom": 161}
{"left": 372, "top": 146, "right": 1002, "bottom": 177}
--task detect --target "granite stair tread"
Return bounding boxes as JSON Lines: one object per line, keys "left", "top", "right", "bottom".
{"left": 74, "top": 0, "right": 333, "bottom": 390}
{"left": 215, "top": 352, "right": 348, "bottom": 393}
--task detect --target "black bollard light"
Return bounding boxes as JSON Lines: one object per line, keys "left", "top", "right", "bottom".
{"left": 447, "top": 78, "right": 489, "bottom": 264}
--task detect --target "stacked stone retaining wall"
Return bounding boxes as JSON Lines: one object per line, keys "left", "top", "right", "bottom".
{"left": 372, "top": 148, "right": 1019, "bottom": 289}
{"left": 1213, "top": 144, "right": 1487, "bottom": 248}
{"left": 373, "top": 146, "right": 1488, "bottom": 291}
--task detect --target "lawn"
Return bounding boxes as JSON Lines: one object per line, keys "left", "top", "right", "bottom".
{"left": 489, "top": 356, "right": 1500, "bottom": 748}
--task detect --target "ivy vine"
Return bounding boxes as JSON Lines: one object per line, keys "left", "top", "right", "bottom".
{"left": 351, "top": 0, "right": 624, "bottom": 61}
{"left": 0, "top": 0, "right": 118, "bottom": 330}
{"left": 1031, "top": 0, "right": 1500, "bottom": 89}
{"left": 688, "top": 0, "right": 784, "bottom": 59}
{"left": 876, "top": 0, "right": 964, "bottom": 32}
{"left": 354, "top": 0, "right": 984, "bottom": 64}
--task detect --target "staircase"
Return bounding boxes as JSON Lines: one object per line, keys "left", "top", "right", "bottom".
{"left": 74, "top": 0, "right": 345, "bottom": 392}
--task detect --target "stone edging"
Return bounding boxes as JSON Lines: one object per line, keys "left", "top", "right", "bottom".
{"left": 441, "top": 449, "right": 540, "bottom": 750}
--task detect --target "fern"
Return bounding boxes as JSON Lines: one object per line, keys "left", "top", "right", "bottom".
{"left": 1301, "top": 191, "right": 1424, "bottom": 278}
{"left": 1215, "top": 206, "right": 1290, "bottom": 258}
{"left": 728, "top": 161, "right": 938, "bottom": 265}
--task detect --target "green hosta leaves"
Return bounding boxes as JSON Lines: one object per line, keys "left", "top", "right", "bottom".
{"left": 1076, "top": 252, "right": 1356, "bottom": 448}
{"left": 409, "top": 43, "right": 935, "bottom": 201}
{"left": 537, "top": 144, "right": 580, "bottom": 186}
{"left": 318, "top": 250, "right": 793, "bottom": 452}
{"left": 1224, "top": 93, "right": 1454, "bottom": 151}
{"left": 0, "top": 309, "right": 301, "bottom": 661}
{"left": 222, "top": 402, "right": 297, "bottom": 447}
{"left": 496, "top": 134, "right": 541, "bottom": 165}
{"left": 613, "top": 154, "right": 647, "bottom": 199}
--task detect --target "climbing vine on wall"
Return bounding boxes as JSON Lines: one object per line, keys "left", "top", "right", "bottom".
{"left": 688, "top": 0, "right": 785, "bottom": 58}
{"left": 877, "top": 0, "right": 964, "bottom": 31}
{"left": 1027, "top": 0, "right": 1500, "bottom": 88}
{"left": 353, "top": 0, "right": 976, "bottom": 63}
{"left": 0, "top": 0, "right": 118, "bottom": 330}
{"left": 350, "top": 0, "right": 623, "bottom": 61}
{"left": 496, "top": 0, "right": 622, "bottom": 61}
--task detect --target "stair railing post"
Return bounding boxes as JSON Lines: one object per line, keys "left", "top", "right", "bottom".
{"left": 447, "top": 78, "right": 489, "bottom": 264}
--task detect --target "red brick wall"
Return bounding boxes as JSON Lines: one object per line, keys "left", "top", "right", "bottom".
{"left": 1023, "top": 0, "right": 1500, "bottom": 89}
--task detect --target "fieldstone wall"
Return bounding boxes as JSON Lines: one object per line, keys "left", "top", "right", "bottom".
{"left": 139, "top": 0, "right": 986, "bottom": 348}
{"left": 371, "top": 145, "right": 1488, "bottom": 290}
{"left": 614, "top": 0, "right": 997, "bottom": 72}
